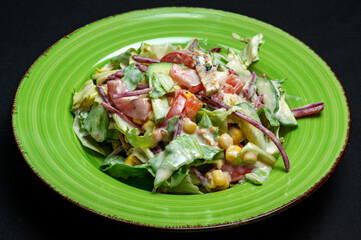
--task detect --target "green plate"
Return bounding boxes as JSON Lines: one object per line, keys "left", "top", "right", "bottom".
{"left": 12, "top": 7, "right": 350, "bottom": 229}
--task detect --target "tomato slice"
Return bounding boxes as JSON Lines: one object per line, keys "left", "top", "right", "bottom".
{"left": 159, "top": 91, "right": 187, "bottom": 127}
{"left": 160, "top": 51, "right": 195, "bottom": 68}
{"left": 222, "top": 74, "right": 245, "bottom": 94}
{"left": 189, "top": 83, "right": 204, "bottom": 93}
{"left": 185, "top": 95, "right": 203, "bottom": 121}
{"left": 169, "top": 64, "right": 203, "bottom": 93}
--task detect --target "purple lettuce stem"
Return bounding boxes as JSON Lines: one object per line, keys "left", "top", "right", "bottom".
{"left": 96, "top": 85, "right": 112, "bottom": 117}
{"left": 208, "top": 47, "right": 222, "bottom": 53}
{"left": 136, "top": 83, "right": 149, "bottom": 89}
{"left": 132, "top": 55, "right": 160, "bottom": 64}
{"left": 254, "top": 94, "right": 264, "bottom": 110}
{"left": 107, "top": 70, "right": 124, "bottom": 80}
{"left": 134, "top": 62, "right": 148, "bottom": 72}
{"left": 189, "top": 166, "right": 211, "bottom": 192}
{"left": 112, "top": 88, "right": 153, "bottom": 99}
{"left": 242, "top": 71, "right": 257, "bottom": 99}
{"left": 291, "top": 102, "right": 324, "bottom": 118}
{"left": 172, "top": 115, "right": 185, "bottom": 140}
{"left": 96, "top": 85, "right": 111, "bottom": 104}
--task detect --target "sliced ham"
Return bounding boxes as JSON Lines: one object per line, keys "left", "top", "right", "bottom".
{"left": 107, "top": 80, "right": 151, "bottom": 120}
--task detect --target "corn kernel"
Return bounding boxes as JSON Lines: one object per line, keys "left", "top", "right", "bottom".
{"left": 174, "top": 85, "right": 182, "bottom": 90}
{"left": 206, "top": 170, "right": 230, "bottom": 190}
{"left": 217, "top": 175, "right": 230, "bottom": 190}
{"left": 148, "top": 111, "right": 155, "bottom": 121}
{"left": 225, "top": 145, "right": 242, "bottom": 163}
{"left": 229, "top": 126, "right": 244, "bottom": 145}
{"left": 219, "top": 133, "right": 233, "bottom": 150}
{"left": 242, "top": 151, "right": 258, "bottom": 164}
{"left": 184, "top": 91, "right": 193, "bottom": 98}
{"left": 212, "top": 170, "right": 226, "bottom": 186}
{"left": 133, "top": 118, "right": 143, "bottom": 125}
{"left": 182, "top": 118, "right": 197, "bottom": 134}
{"left": 142, "top": 120, "right": 155, "bottom": 132}
{"left": 205, "top": 172, "right": 216, "bottom": 189}
{"left": 125, "top": 155, "right": 141, "bottom": 166}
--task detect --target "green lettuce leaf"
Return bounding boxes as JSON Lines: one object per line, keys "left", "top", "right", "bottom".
{"left": 72, "top": 111, "right": 105, "bottom": 155}
{"left": 161, "top": 175, "right": 202, "bottom": 194}
{"left": 226, "top": 48, "right": 251, "bottom": 81}
{"left": 197, "top": 112, "right": 212, "bottom": 128}
{"left": 149, "top": 74, "right": 167, "bottom": 99}
{"left": 199, "top": 144, "right": 224, "bottom": 161}
{"left": 111, "top": 48, "right": 137, "bottom": 69}
{"left": 122, "top": 64, "right": 144, "bottom": 91}
{"left": 72, "top": 80, "right": 103, "bottom": 111}
{"left": 139, "top": 42, "right": 179, "bottom": 59}
{"left": 163, "top": 115, "right": 180, "bottom": 142}
{"left": 196, "top": 108, "right": 235, "bottom": 133}
{"left": 83, "top": 102, "right": 108, "bottom": 142}
{"left": 124, "top": 128, "right": 157, "bottom": 149}
{"left": 148, "top": 135, "right": 203, "bottom": 188}
{"left": 100, "top": 155, "right": 149, "bottom": 180}
{"left": 240, "top": 33, "right": 264, "bottom": 67}
{"left": 209, "top": 51, "right": 229, "bottom": 71}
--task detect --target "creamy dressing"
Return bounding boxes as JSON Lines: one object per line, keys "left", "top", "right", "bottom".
{"left": 179, "top": 125, "right": 219, "bottom": 148}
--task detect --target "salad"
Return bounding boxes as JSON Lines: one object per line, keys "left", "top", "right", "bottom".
{"left": 71, "top": 33, "right": 324, "bottom": 194}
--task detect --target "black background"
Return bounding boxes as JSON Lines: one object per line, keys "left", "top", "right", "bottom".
{"left": 1, "top": 0, "right": 360, "bottom": 239}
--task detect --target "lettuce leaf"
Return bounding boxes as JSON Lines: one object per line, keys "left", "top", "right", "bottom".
{"left": 161, "top": 175, "right": 202, "bottom": 194}
{"left": 226, "top": 48, "right": 251, "bottom": 81}
{"left": 149, "top": 74, "right": 167, "bottom": 99}
{"left": 240, "top": 33, "right": 264, "bottom": 67}
{"left": 72, "top": 111, "right": 105, "bottom": 155}
{"left": 196, "top": 108, "right": 234, "bottom": 133}
{"left": 83, "top": 102, "right": 108, "bottom": 142}
{"left": 122, "top": 64, "right": 144, "bottom": 91}
{"left": 139, "top": 42, "right": 179, "bottom": 59}
{"left": 148, "top": 135, "right": 223, "bottom": 189}
{"left": 163, "top": 115, "right": 179, "bottom": 142}
{"left": 111, "top": 48, "right": 137, "bottom": 69}
{"left": 199, "top": 144, "right": 224, "bottom": 161}
{"left": 148, "top": 135, "right": 203, "bottom": 188}
{"left": 100, "top": 155, "right": 149, "bottom": 180}
{"left": 72, "top": 80, "right": 103, "bottom": 111}
{"left": 124, "top": 128, "right": 157, "bottom": 149}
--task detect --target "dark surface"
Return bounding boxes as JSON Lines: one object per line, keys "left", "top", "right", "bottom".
{"left": 1, "top": 0, "right": 360, "bottom": 239}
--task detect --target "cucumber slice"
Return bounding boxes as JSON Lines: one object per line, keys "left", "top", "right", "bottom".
{"left": 145, "top": 62, "right": 174, "bottom": 81}
{"left": 151, "top": 96, "right": 170, "bottom": 124}
{"left": 255, "top": 77, "right": 279, "bottom": 113}
{"left": 235, "top": 102, "right": 266, "bottom": 149}
{"left": 275, "top": 95, "right": 298, "bottom": 126}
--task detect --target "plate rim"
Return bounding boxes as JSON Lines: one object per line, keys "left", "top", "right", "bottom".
{"left": 11, "top": 6, "right": 351, "bottom": 230}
